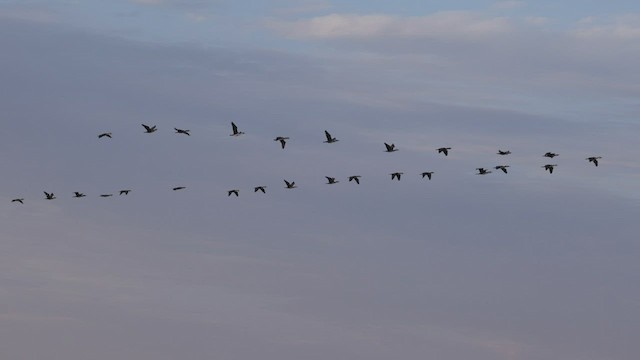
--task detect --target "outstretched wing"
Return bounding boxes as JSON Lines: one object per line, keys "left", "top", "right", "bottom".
{"left": 324, "top": 130, "right": 332, "bottom": 142}
{"left": 232, "top": 122, "right": 238, "bottom": 134}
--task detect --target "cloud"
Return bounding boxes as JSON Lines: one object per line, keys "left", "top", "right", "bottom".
{"left": 572, "top": 14, "right": 640, "bottom": 40}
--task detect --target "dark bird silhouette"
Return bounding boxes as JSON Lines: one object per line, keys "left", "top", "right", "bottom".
{"left": 254, "top": 186, "right": 267, "bottom": 193}
{"left": 437, "top": 147, "right": 452, "bottom": 156}
{"left": 384, "top": 143, "right": 398, "bottom": 152}
{"left": 11, "top": 198, "right": 24, "bottom": 204}
{"left": 494, "top": 165, "right": 510, "bottom": 174}
{"left": 476, "top": 167, "right": 492, "bottom": 175}
{"left": 587, "top": 156, "right": 602, "bottom": 166}
{"left": 230, "top": 122, "right": 244, "bottom": 136}
{"left": 172, "top": 186, "right": 186, "bottom": 191}
{"left": 274, "top": 137, "right": 289, "bottom": 149}
{"left": 119, "top": 190, "right": 131, "bottom": 195}
{"left": 544, "top": 152, "right": 559, "bottom": 158}
{"left": 228, "top": 189, "right": 239, "bottom": 197}
{"left": 542, "top": 164, "right": 557, "bottom": 174}
{"left": 174, "top": 128, "right": 190, "bottom": 136}
{"left": 325, "top": 176, "right": 339, "bottom": 184}
{"left": 390, "top": 172, "right": 403, "bottom": 180}
{"left": 142, "top": 124, "right": 158, "bottom": 133}
{"left": 44, "top": 192, "right": 55, "bottom": 200}
{"left": 497, "top": 150, "right": 511, "bottom": 155}
{"left": 348, "top": 175, "right": 361, "bottom": 184}
{"left": 100, "top": 194, "right": 113, "bottom": 197}
{"left": 323, "top": 130, "right": 338, "bottom": 143}
{"left": 421, "top": 172, "right": 434, "bottom": 180}
{"left": 73, "top": 192, "right": 86, "bottom": 198}
{"left": 284, "top": 180, "right": 297, "bottom": 189}
{"left": 98, "top": 132, "right": 112, "bottom": 139}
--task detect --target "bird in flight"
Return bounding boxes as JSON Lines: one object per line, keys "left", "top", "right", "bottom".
{"left": 384, "top": 143, "right": 398, "bottom": 152}
{"left": 98, "top": 132, "right": 112, "bottom": 139}
{"left": 73, "top": 192, "right": 86, "bottom": 198}
{"left": 586, "top": 156, "right": 602, "bottom": 166}
{"left": 100, "top": 194, "right": 113, "bottom": 197}
{"left": 497, "top": 150, "right": 511, "bottom": 155}
{"left": 325, "top": 176, "right": 339, "bottom": 184}
{"left": 544, "top": 152, "right": 559, "bottom": 158}
{"left": 228, "top": 189, "right": 239, "bottom": 197}
{"left": 542, "top": 164, "right": 557, "bottom": 174}
{"left": 119, "top": 190, "right": 131, "bottom": 195}
{"left": 172, "top": 186, "right": 186, "bottom": 191}
{"left": 142, "top": 124, "right": 158, "bottom": 133}
{"left": 348, "top": 175, "right": 361, "bottom": 184}
{"left": 174, "top": 128, "right": 190, "bottom": 136}
{"left": 274, "top": 137, "right": 289, "bottom": 149}
{"left": 254, "top": 186, "right": 267, "bottom": 193}
{"left": 44, "top": 192, "right": 56, "bottom": 200}
{"left": 230, "top": 122, "right": 244, "bottom": 136}
{"left": 284, "top": 180, "right": 297, "bottom": 189}
{"left": 421, "top": 172, "right": 434, "bottom": 180}
{"left": 437, "top": 147, "right": 452, "bottom": 156}
{"left": 323, "top": 130, "right": 338, "bottom": 143}
{"left": 476, "top": 168, "right": 492, "bottom": 175}
{"left": 494, "top": 165, "right": 510, "bottom": 174}
{"left": 11, "top": 198, "right": 24, "bottom": 204}
{"left": 390, "top": 172, "right": 403, "bottom": 180}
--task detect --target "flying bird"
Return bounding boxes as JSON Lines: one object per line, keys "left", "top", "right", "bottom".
{"left": 98, "top": 132, "right": 112, "bottom": 139}
{"left": 172, "top": 186, "right": 186, "bottom": 191}
{"left": 174, "top": 128, "right": 190, "bottom": 136}
{"left": 384, "top": 143, "right": 398, "bottom": 152}
{"left": 390, "top": 172, "right": 403, "bottom": 180}
{"left": 476, "top": 168, "right": 492, "bottom": 175}
{"left": 274, "top": 137, "right": 289, "bottom": 149}
{"left": 323, "top": 130, "right": 338, "bottom": 143}
{"left": 542, "top": 164, "right": 557, "bottom": 174}
{"left": 119, "top": 190, "right": 131, "bottom": 195}
{"left": 325, "top": 176, "right": 339, "bottom": 184}
{"left": 142, "top": 124, "right": 157, "bottom": 133}
{"left": 494, "top": 165, "right": 510, "bottom": 174}
{"left": 421, "top": 172, "right": 434, "bottom": 180}
{"left": 11, "top": 198, "right": 24, "bottom": 204}
{"left": 497, "top": 150, "right": 511, "bottom": 155}
{"left": 228, "top": 189, "right": 239, "bottom": 197}
{"left": 544, "top": 152, "right": 559, "bottom": 158}
{"left": 437, "top": 147, "right": 452, "bottom": 156}
{"left": 73, "top": 192, "right": 86, "bottom": 198}
{"left": 348, "top": 175, "right": 361, "bottom": 184}
{"left": 586, "top": 156, "right": 602, "bottom": 166}
{"left": 254, "top": 186, "right": 267, "bottom": 193}
{"left": 100, "top": 194, "right": 113, "bottom": 197}
{"left": 230, "top": 122, "right": 244, "bottom": 136}
{"left": 284, "top": 180, "right": 297, "bottom": 189}
{"left": 44, "top": 192, "right": 55, "bottom": 200}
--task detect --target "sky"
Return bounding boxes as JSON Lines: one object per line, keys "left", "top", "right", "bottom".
{"left": 1, "top": 1, "right": 640, "bottom": 359}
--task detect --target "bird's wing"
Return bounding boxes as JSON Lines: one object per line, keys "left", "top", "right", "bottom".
{"left": 142, "top": 124, "right": 151, "bottom": 131}
{"left": 280, "top": 139, "right": 286, "bottom": 148}
{"left": 324, "top": 130, "right": 332, "bottom": 141}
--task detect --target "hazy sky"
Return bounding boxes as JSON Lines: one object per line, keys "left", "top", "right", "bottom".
{"left": 1, "top": 1, "right": 640, "bottom": 360}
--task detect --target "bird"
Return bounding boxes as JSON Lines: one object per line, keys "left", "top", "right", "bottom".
{"left": 230, "top": 122, "right": 244, "bottom": 136}
{"left": 384, "top": 143, "right": 398, "bottom": 152}
{"left": 390, "top": 172, "right": 403, "bottom": 180}
{"left": 228, "top": 189, "right": 239, "bottom": 197}
{"left": 587, "top": 156, "right": 602, "bottom": 166}
{"left": 172, "top": 186, "right": 186, "bottom": 191}
{"left": 323, "top": 130, "right": 338, "bottom": 143}
{"left": 544, "top": 152, "right": 559, "bottom": 158}
{"left": 274, "top": 137, "right": 289, "bottom": 149}
{"left": 542, "top": 164, "right": 557, "bottom": 174}
{"left": 476, "top": 168, "right": 492, "bottom": 175}
{"left": 348, "top": 175, "right": 361, "bottom": 184}
{"left": 437, "top": 147, "right": 452, "bottom": 156}
{"left": 98, "top": 132, "right": 112, "bottom": 139}
{"left": 100, "top": 194, "right": 113, "bottom": 197}
{"left": 44, "top": 191, "right": 55, "bottom": 200}
{"left": 494, "top": 165, "right": 510, "bottom": 174}
{"left": 325, "top": 176, "right": 339, "bottom": 184}
{"left": 174, "top": 128, "right": 190, "bottom": 136}
{"left": 421, "top": 172, "right": 434, "bottom": 180}
{"left": 284, "top": 180, "right": 297, "bottom": 189}
{"left": 73, "top": 192, "right": 86, "bottom": 198}
{"left": 254, "top": 186, "right": 267, "bottom": 193}
{"left": 142, "top": 124, "right": 157, "bottom": 133}
{"left": 497, "top": 150, "right": 511, "bottom": 155}
{"left": 11, "top": 198, "right": 24, "bottom": 204}
{"left": 119, "top": 190, "right": 131, "bottom": 195}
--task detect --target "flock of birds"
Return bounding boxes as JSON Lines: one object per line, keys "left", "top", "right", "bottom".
{"left": 8, "top": 122, "right": 603, "bottom": 205}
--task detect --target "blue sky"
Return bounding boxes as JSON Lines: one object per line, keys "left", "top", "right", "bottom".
{"left": 1, "top": 1, "right": 640, "bottom": 360}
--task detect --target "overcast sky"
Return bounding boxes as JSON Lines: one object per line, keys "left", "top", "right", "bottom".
{"left": 1, "top": 1, "right": 640, "bottom": 360}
